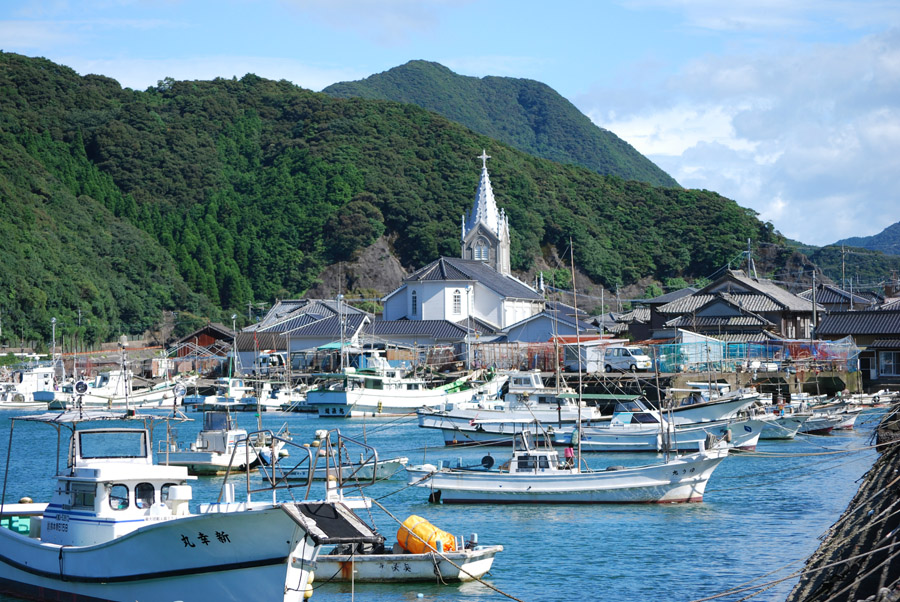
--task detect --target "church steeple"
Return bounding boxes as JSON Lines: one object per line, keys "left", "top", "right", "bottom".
{"left": 461, "top": 150, "right": 511, "bottom": 275}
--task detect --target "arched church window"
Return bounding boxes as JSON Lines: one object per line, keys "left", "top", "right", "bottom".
{"left": 475, "top": 240, "right": 489, "bottom": 261}
{"left": 453, "top": 290, "right": 462, "bottom": 314}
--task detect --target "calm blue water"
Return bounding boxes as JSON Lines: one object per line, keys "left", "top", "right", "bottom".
{"left": 0, "top": 408, "right": 885, "bottom": 602}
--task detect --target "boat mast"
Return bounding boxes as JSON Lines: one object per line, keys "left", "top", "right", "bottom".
{"left": 569, "top": 238, "right": 582, "bottom": 470}
{"left": 119, "top": 334, "right": 130, "bottom": 412}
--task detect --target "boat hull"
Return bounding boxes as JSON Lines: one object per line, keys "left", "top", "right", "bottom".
{"left": 316, "top": 545, "right": 502, "bottom": 582}
{"left": 759, "top": 415, "right": 807, "bottom": 439}
{"left": 554, "top": 419, "right": 765, "bottom": 453}
{"left": 407, "top": 449, "right": 728, "bottom": 504}
{"left": 669, "top": 394, "right": 759, "bottom": 424}
{"left": 308, "top": 375, "right": 507, "bottom": 418}
{"left": 0, "top": 505, "right": 316, "bottom": 602}
{"left": 157, "top": 448, "right": 259, "bottom": 475}
{"left": 259, "top": 457, "right": 409, "bottom": 481}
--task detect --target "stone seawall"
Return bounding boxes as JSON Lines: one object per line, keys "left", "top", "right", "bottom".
{"left": 786, "top": 406, "right": 900, "bottom": 602}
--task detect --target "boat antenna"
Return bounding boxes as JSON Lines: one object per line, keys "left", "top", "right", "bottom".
{"left": 653, "top": 346, "right": 669, "bottom": 463}
{"left": 119, "top": 334, "right": 131, "bottom": 413}
{"left": 569, "top": 238, "right": 582, "bottom": 471}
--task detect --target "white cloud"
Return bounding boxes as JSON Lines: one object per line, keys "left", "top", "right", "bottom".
{"left": 621, "top": 0, "right": 900, "bottom": 33}
{"left": 278, "top": 0, "right": 471, "bottom": 46}
{"left": 579, "top": 28, "right": 900, "bottom": 246}
{"left": 0, "top": 20, "right": 77, "bottom": 48}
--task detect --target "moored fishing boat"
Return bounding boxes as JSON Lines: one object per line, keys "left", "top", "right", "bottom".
{"left": 317, "top": 528, "right": 502, "bottom": 583}
{"left": 666, "top": 388, "right": 762, "bottom": 424}
{"left": 759, "top": 410, "right": 809, "bottom": 439}
{"left": 157, "top": 407, "right": 261, "bottom": 475}
{"left": 417, "top": 393, "right": 603, "bottom": 447}
{"left": 405, "top": 433, "right": 729, "bottom": 504}
{"left": 268, "top": 430, "right": 503, "bottom": 584}
{"left": 306, "top": 357, "right": 507, "bottom": 418}
{"left": 0, "top": 365, "right": 56, "bottom": 409}
{"left": 259, "top": 454, "right": 409, "bottom": 481}
{"left": 0, "top": 409, "right": 378, "bottom": 602}
{"left": 550, "top": 398, "right": 766, "bottom": 452}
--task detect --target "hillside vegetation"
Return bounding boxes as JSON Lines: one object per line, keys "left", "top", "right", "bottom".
{"left": 324, "top": 60, "right": 679, "bottom": 187}
{"left": 1, "top": 52, "right": 779, "bottom": 344}
{"left": 834, "top": 222, "right": 900, "bottom": 256}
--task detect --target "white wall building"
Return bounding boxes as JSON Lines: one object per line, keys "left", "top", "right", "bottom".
{"left": 382, "top": 150, "right": 544, "bottom": 331}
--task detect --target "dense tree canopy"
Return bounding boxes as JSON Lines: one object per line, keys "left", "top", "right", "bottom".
{"left": 0, "top": 52, "right": 826, "bottom": 345}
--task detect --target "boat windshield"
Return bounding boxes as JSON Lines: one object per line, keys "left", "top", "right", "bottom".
{"left": 613, "top": 399, "right": 649, "bottom": 413}
{"left": 77, "top": 430, "right": 148, "bottom": 459}
{"left": 203, "top": 412, "right": 233, "bottom": 431}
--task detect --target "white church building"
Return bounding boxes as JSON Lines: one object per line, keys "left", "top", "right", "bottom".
{"left": 381, "top": 151, "right": 545, "bottom": 331}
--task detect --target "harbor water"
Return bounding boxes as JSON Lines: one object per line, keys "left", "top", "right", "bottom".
{"left": 0, "top": 407, "right": 884, "bottom": 602}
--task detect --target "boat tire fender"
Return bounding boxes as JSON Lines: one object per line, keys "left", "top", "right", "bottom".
{"left": 428, "top": 490, "right": 442, "bottom": 504}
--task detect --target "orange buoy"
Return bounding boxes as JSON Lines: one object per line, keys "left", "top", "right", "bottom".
{"left": 397, "top": 515, "right": 457, "bottom": 554}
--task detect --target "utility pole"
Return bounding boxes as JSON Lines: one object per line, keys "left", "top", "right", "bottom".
{"left": 841, "top": 245, "right": 846, "bottom": 291}
{"left": 811, "top": 271, "right": 817, "bottom": 339}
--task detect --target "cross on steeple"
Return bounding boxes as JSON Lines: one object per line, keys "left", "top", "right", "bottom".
{"left": 478, "top": 149, "right": 491, "bottom": 169}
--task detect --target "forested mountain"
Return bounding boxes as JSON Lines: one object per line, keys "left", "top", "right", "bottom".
{"left": 324, "top": 60, "right": 679, "bottom": 188}
{"left": 0, "top": 52, "right": 780, "bottom": 344}
{"left": 834, "top": 222, "right": 900, "bottom": 256}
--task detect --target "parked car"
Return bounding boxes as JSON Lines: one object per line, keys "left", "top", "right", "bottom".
{"left": 604, "top": 346, "right": 653, "bottom": 372}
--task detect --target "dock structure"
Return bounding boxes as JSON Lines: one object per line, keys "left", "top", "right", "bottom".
{"left": 561, "top": 367, "right": 863, "bottom": 402}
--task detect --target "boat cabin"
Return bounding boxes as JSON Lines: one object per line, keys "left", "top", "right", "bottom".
{"left": 610, "top": 398, "right": 661, "bottom": 425}
{"left": 40, "top": 427, "right": 194, "bottom": 547}
{"left": 504, "top": 370, "right": 572, "bottom": 405}
{"left": 499, "top": 434, "right": 565, "bottom": 474}
{"left": 506, "top": 449, "right": 560, "bottom": 473}
{"left": 193, "top": 411, "right": 248, "bottom": 454}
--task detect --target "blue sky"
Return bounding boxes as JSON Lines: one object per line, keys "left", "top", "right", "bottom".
{"left": 2, "top": 0, "right": 899, "bottom": 247}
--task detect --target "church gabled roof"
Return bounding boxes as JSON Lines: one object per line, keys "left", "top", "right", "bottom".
{"left": 462, "top": 150, "right": 507, "bottom": 241}
{"left": 404, "top": 257, "right": 543, "bottom": 300}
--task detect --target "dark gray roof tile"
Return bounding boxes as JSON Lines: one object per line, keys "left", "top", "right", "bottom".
{"left": 405, "top": 257, "right": 543, "bottom": 300}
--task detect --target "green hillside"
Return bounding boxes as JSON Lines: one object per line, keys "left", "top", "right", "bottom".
{"left": 834, "top": 222, "right": 900, "bottom": 256}
{"left": 0, "top": 52, "right": 777, "bottom": 344}
{"left": 324, "top": 60, "right": 679, "bottom": 188}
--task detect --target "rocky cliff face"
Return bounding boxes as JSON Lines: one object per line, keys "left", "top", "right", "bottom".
{"left": 305, "top": 236, "right": 408, "bottom": 300}
{"left": 786, "top": 406, "right": 900, "bottom": 602}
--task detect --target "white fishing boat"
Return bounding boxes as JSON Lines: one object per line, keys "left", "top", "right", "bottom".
{"left": 0, "top": 409, "right": 378, "bottom": 602}
{"left": 666, "top": 388, "right": 761, "bottom": 424}
{"left": 797, "top": 413, "right": 844, "bottom": 434}
{"left": 44, "top": 370, "right": 187, "bottom": 410}
{"left": 0, "top": 365, "right": 56, "bottom": 409}
{"left": 550, "top": 398, "right": 766, "bottom": 452}
{"left": 260, "top": 455, "right": 408, "bottom": 482}
{"left": 405, "top": 433, "right": 729, "bottom": 504}
{"left": 279, "top": 431, "right": 503, "bottom": 584}
{"left": 317, "top": 533, "right": 502, "bottom": 583}
{"left": 759, "top": 408, "right": 809, "bottom": 440}
{"left": 417, "top": 391, "right": 603, "bottom": 447}
{"left": 306, "top": 354, "right": 507, "bottom": 418}
{"left": 187, "top": 376, "right": 258, "bottom": 410}
{"left": 158, "top": 408, "right": 260, "bottom": 475}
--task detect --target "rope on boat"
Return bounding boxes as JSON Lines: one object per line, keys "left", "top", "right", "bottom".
{"left": 687, "top": 539, "right": 900, "bottom": 602}
{"left": 733, "top": 438, "right": 895, "bottom": 458}
{"left": 705, "top": 448, "right": 880, "bottom": 493}
{"left": 374, "top": 469, "right": 437, "bottom": 502}
{"left": 369, "top": 498, "right": 527, "bottom": 602}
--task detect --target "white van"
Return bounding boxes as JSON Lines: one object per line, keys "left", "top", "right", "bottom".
{"left": 604, "top": 346, "right": 653, "bottom": 372}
